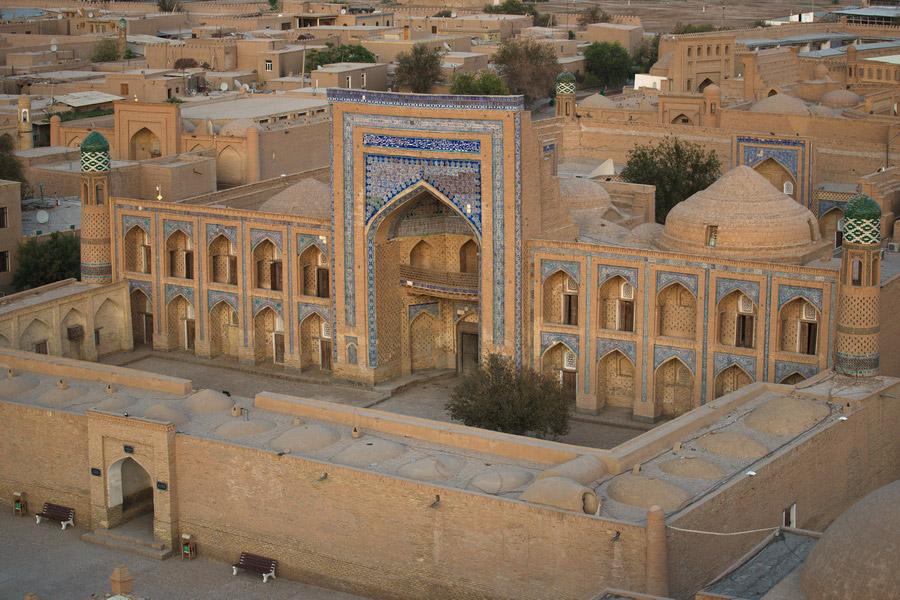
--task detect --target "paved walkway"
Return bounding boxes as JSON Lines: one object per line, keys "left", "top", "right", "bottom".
{"left": 0, "top": 511, "right": 369, "bottom": 600}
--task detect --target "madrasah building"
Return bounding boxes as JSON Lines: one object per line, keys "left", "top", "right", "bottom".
{"left": 65, "top": 78, "right": 899, "bottom": 423}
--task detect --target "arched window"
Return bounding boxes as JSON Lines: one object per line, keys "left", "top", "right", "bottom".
{"left": 872, "top": 256, "right": 880, "bottom": 283}
{"left": 687, "top": 47, "right": 692, "bottom": 57}
{"left": 95, "top": 183, "right": 104, "bottom": 205}
{"left": 783, "top": 181, "right": 794, "bottom": 195}
{"left": 851, "top": 258, "right": 862, "bottom": 286}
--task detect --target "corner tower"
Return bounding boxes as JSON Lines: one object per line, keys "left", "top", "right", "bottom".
{"left": 555, "top": 71, "right": 576, "bottom": 120}
{"left": 834, "top": 193, "right": 881, "bottom": 377}
{"left": 18, "top": 95, "right": 33, "bottom": 150}
{"left": 79, "top": 132, "right": 113, "bottom": 284}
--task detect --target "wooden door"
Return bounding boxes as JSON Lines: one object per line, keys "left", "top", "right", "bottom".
{"left": 273, "top": 333, "right": 285, "bottom": 364}
{"left": 320, "top": 341, "right": 332, "bottom": 370}
{"left": 143, "top": 314, "right": 154, "bottom": 345}
{"left": 185, "top": 320, "right": 195, "bottom": 350}
{"left": 459, "top": 332, "right": 479, "bottom": 374}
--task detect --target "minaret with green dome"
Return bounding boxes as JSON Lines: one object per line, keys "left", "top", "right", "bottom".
{"left": 556, "top": 71, "right": 576, "bottom": 120}
{"left": 80, "top": 131, "right": 113, "bottom": 284}
{"left": 834, "top": 193, "right": 882, "bottom": 377}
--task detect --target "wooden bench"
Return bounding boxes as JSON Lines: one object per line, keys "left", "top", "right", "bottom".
{"left": 232, "top": 552, "right": 277, "bottom": 582}
{"left": 35, "top": 503, "right": 75, "bottom": 530}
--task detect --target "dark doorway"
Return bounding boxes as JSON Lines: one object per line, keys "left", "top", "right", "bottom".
{"left": 458, "top": 330, "right": 479, "bottom": 374}
{"left": 320, "top": 341, "right": 332, "bottom": 370}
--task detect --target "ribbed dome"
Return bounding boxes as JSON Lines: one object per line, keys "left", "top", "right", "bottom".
{"left": 219, "top": 118, "right": 260, "bottom": 136}
{"left": 801, "top": 480, "right": 900, "bottom": 600}
{"left": 81, "top": 131, "right": 110, "bottom": 152}
{"left": 579, "top": 93, "right": 616, "bottom": 109}
{"left": 557, "top": 70, "right": 575, "bottom": 84}
{"left": 258, "top": 178, "right": 332, "bottom": 219}
{"left": 749, "top": 93, "right": 811, "bottom": 115}
{"left": 559, "top": 178, "right": 612, "bottom": 210}
{"left": 657, "top": 166, "right": 825, "bottom": 262}
{"left": 844, "top": 193, "right": 881, "bottom": 220}
{"left": 820, "top": 89, "right": 863, "bottom": 109}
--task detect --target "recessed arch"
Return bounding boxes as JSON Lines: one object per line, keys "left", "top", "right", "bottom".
{"left": 409, "top": 239, "right": 434, "bottom": 269}
{"left": 654, "top": 356, "right": 693, "bottom": 418}
{"left": 124, "top": 226, "right": 151, "bottom": 274}
{"left": 714, "top": 364, "right": 752, "bottom": 399}
{"left": 753, "top": 157, "right": 796, "bottom": 200}
{"left": 596, "top": 349, "right": 635, "bottom": 410}
{"left": 657, "top": 282, "right": 696, "bottom": 339}
{"left": 410, "top": 310, "right": 438, "bottom": 372}
{"left": 819, "top": 206, "right": 844, "bottom": 247}
{"left": 671, "top": 113, "right": 693, "bottom": 125}
{"left": 107, "top": 456, "right": 153, "bottom": 524}
{"left": 130, "top": 289, "right": 152, "bottom": 345}
{"left": 779, "top": 371, "right": 806, "bottom": 386}
{"left": 19, "top": 318, "right": 52, "bottom": 354}
{"left": 61, "top": 307, "right": 88, "bottom": 360}
{"left": 217, "top": 145, "right": 243, "bottom": 186}
{"left": 129, "top": 127, "right": 161, "bottom": 160}
{"left": 165, "top": 294, "right": 194, "bottom": 351}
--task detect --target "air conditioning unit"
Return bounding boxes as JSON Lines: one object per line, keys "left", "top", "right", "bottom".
{"left": 620, "top": 281, "right": 635, "bottom": 300}
{"left": 320, "top": 320, "right": 331, "bottom": 339}
{"left": 802, "top": 302, "right": 817, "bottom": 322}
{"left": 563, "top": 350, "right": 576, "bottom": 371}
{"left": 67, "top": 325, "right": 84, "bottom": 341}
{"left": 564, "top": 277, "right": 578, "bottom": 294}
{"left": 887, "top": 242, "right": 900, "bottom": 253}
{"left": 738, "top": 294, "right": 753, "bottom": 314}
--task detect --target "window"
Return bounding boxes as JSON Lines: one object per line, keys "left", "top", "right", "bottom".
{"left": 851, "top": 258, "right": 862, "bottom": 286}
{"left": 0, "top": 250, "right": 8, "bottom": 272}
{"left": 34, "top": 340, "right": 48, "bottom": 355}
{"left": 799, "top": 321, "right": 818, "bottom": 355}
{"left": 95, "top": 183, "right": 104, "bottom": 205}
{"left": 0, "top": 207, "right": 7, "bottom": 228}
{"left": 141, "top": 245, "right": 152, "bottom": 274}
{"left": 361, "top": 72, "right": 366, "bottom": 88}
{"left": 783, "top": 181, "right": 793, "bottom": 195}
{"left": 706, "top": 225, "right": 718, "bottom": 247}
{"left": 617, "top": 300, "right": 635, "bottom": 332}
{"left": 783, "top": 503, "right": 797, "bottom": 528}
{"left": 120, "top": 83, "right": 129, "bottom": 95}
{"left": 687, "top": 47, "right": 692, "bottom": 57}
{"left": 265, "top": 60, "right": 273, "bottom": 72}
{"left": 735, "top": 314, "right": 754, "bottom": 348}
{"left": 94, "top": 328, "right": 101, "bottom": 346}
{"left": 562, "top": 293, "right": 578, "bottom": 326}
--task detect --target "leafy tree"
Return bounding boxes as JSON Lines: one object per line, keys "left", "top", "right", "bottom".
{"left": 578, "top": 5, "right": 610, "bottom": 26}
{"left": 632, "top": 34, "right": 660, "bottom": 73}
{"left": 305, "top": 43, "right": 376, "bottom": 70}
{"left": 12, "top": 233, "right": 80, "bottom": 292}
{"left": 492, "top": 39, "right": 560, "bottom": 104}
{"left": 268, "top": 0, "right": 279, "bottom": 9}
{"left": 584, "top": 41, "right": 632, "bottom": 88}
{"left": 483, "top": 0, "right": 536, "bottom": 15}
{"left": 751, "top": 19, "right": 772, "bottom": 27}
{"left": 446, "top": 354, "right": 571, "bottom": 438}
{"left": 123, "top": 48, "right": 139, "bottom": 60}
{"left": 672, "top": 22, "right": 715, "bottom": 34}
{"left": 174, "top": 56, "right": 198, "bottom": 92}
{"left": 450, "top": 70, "right": 510, "bottom": 95}
{"left": 533, "top": 12, "right": 555, "bottom": 27}
{"left": 0, "top": 133, "right": 31, "bottom": 200}
{"left": 157, "top": 0, "right": 182, "bottom": 11}
{"left": 620, "top": 136, "right": 721, "bottom": 223}
{"left": 433, "top": 9, "right": 453, "bottom": 16}
{"left": 395, "top": 43, "right": 444, "bottom": 93}
{"left": 90, "top": 38, "right": 120, "bottom": 63}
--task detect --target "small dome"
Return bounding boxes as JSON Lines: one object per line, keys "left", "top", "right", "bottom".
{"left": 80, "top": 131, "right": 110, "bottom": 152}
{"left": 398, "top": 454, "right": 466, "bottom": 482}
{"left": 36, "top": 385, "right": 88, "bottom": 406}
{"left": 258, "top": 178, "right": 332, "bottom": 220}
{"left": 93, "top": 395, "right": 137, "bottom": 411}
{"left": 749, "top": 93, "right": 812, "bottom": 116}
{"left": 219, "top": 118, "right": 260, "bottom": 137}
{"left": 813, "top": 63, "right": 830, "bottom": 79}
{"left": 559, "top": 178, "right": 612, "bottom": 210}
{"left": 606, "top": 475, "right": 693, "bottom": 510}
{"left": 182, "top": 389, "right": 233, "bottom": 413}
{"left": 536, "top": 454, "right": 608, "bottom": 485}
{"left": 801, "top": 480, "right": 900, "bottom": 600}
{"left": 467, "top": 469, "right": 534, "bottom": 494}
{"left": 657, "top": 166, "right": 824, "bottom": 262}
{"left": 216, "top": 419, "right": 277, "bottom": 438}
{"left": 518, "top": 476, "right": 597, "bottom": 513}
{"left": 181, "top": 119, "right": 196, "bottom": 133}
{"left": 810, "top": 104, "right": 840, "bottom": 118}
{"left": 579, "top": 93, "right": 616, "bottom": 109}
{"left": 623, "top": 222, "right": 664, "bottom": 246}
{"left": 0, "top": 375, "right": 39, "bottom": 397}
{"left": 703, "top": 83, "right": 721, "bottom": 98}
{"left": 270, "top": 425, "right": 339, "bottom": 453}
{"left": 744, "top": 396, "right": 830, "bottom": 436}
{"left": 557, "top": 70, "right": 576, "bottom": 84}
{"left": 659, "top": 456, "right": 725, "bottom": 479}
{"left": 697, "top": 431, "right": 768, "bottom": 458}
{"left": 844, "top": 194, "right": 881, "bottom": 220}
{"left": 820, "top": 89, "right": 863, "bottom": 109}
{"left": 142, "top": 404, "right": 190, "bottom": 426}
{"left": 333, "top": 438, "right": 405, "bottom": 468}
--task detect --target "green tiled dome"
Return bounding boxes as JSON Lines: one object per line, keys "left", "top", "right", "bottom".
{"left": 556, "top": 71, "right": 576, "bottom": 84}
{"left": 844, "top": 194, "right": 881, "bottom": 220}
{"left": 80, "top": 131, "right": 110, "bottom": 153}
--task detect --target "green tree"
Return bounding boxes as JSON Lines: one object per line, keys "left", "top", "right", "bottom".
{"left": 492, "top": 39, "right": 560, "bottom": 104}
{"left": 584, "top": 41, "right": 632, "bottom": 88}
{"left": 268, "top": 0, "right": 279, "bottom": 9}
{"left": 11, "top": 233, "right": 81, "bottom": 292}
{"left": 395, "top": 43, "right": 444, "bottom": 93}
{"left": 483, "top": 0, "right": 536, "bottom": 15}
{"left": 577, "top": 5, "right": 610, "bottom": 26}
{"left": 0, "top": 133, "right": 31, "bottom": 200}
{"left": 433, "top": 9, "right": 453, "bottom": 16}
{"left": 446, "top": 354, "right": 571, "bottom": 438}
{"left": 620, "top": 136, "right": 721, "bottom": 223}
{"left": 449, "top": 70, "right": 510, "bottom": 95}
{"left": 672, "top": 22, "right": 715, "bottom": 34}
{"left": 157, "top": 0, "right": 182, "bottom": 12}
{"left": 305, "top": 43, "right": 376, "bottom": 70}
{"left": 632, "top": 34, "right": 660, "bottom": 73}
{"left": 90, "top": 38, "right": 120, "bottom": 63}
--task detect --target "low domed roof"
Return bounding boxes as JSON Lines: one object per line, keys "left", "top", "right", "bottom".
{"left": 813, "top": 63, "right": 830, "bottom": 79}
{"left": 258, "top": 178, "right": 332, "bottom": 220}
{"left": 219, "top": 118, "right": 260, "bottom": 136}
{"left": 557, "top": 70, "right": 576, "bottom": 83}
{"left": 142, "top": 404, "right": 190, "bottom": 426}
{"left": 181, "top": 119, "right": 196, "bottom": 133}
{"left": 270, "top": 425, "right": 339, "bottom": 453}
{"left": 623, "top": 222, "right": 664, "bottom": 246}
{"left": 215, "top": 419, "right": 276, "bottom": 438}
{"left": 749, "top": 93, "right": 811, "bottom": 115}
{"left": 559, "top": 177, "right": 612, "bottom": 210}
{"left": 744, "top": 396, "right": 829, "bottom": 436}
{"left": 182, "top": 389, "right": 233, "bottom": 413}
{"left": 81, "top": 131, "right": 110, "bottom": 152}
{"left": 697, "top": 431, "right": 768, "bottom": 458}
{"left": 844, "top": 193, "right": 881, "bottom": 220}
{"left": 703, "top": 83, "right": 721, "bottom": 97}
{"left": 333, "top": 438, "right": 405, "bottom": 468}
{"left": 579, "top": 93, "right": 616, "bottom": 109}
{"left": 657, "top": 166, "right": 825, "bottom": 262}
{"left": 398, "top": 455, "right": 465, "bottom": 482}
{"left": 801, "top": 480, "right": 900, "bottom": 600}
{"left": 820, "top": 89, "right": 863, "bottom": 108}
{"left": 468, "top": 469, "right": 534, "bottom": 494}
{"left": 810, "top": 104, "right": 840, "bottom": 118}
{"left": 607, "top": 475, "right": 692, "bottom": 510}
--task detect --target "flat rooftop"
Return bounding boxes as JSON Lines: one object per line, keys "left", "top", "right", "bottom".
{"left": 180, "top": 96, "right": 328, "bottom": 120}
{"left": 0, "top": 280, "right": 101, "bottom": 314}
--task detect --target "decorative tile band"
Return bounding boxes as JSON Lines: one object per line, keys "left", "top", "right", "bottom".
{"left": 454, "top": 302, "right": 479, "bottom": 319}
{"left": 363, "top": 133, "right": 480, "bottom": 154}
{"left": 741, "top": 146, "right": 799, "bottom": 179}
{"left": 653, "top": 345, "right": 696, "bottom": 373}
{"left": 774, "top": 360, "right": 819, "bottom": 383}
{"left": 328, "top": 89, "right": 525, "bottom": 111}
{"left": 123, "top": 215, "right": 151, "bottom": 235}
{"left": 541, "top": 259, "right": 580, "bottom": 284}
{"left": 296, "top": 234, "right": 327, "bottom": 257}
{"left": 409, "top": 302, "right": 439, "bottom": 322}
{"left": 207, "top": 290, "right": 238, "bottom": 312}
{"left": 540, "top": 331, "right": 579, "bottom": 356}
{"left": 598, "top": 265, "right": 639, "bottom": 290}
{"left": 128, "top": 279, "right": 152, "bottom": 299}
{"left": 715, "top": 278, "right": 760, "bottom": 305}
{"left": 163, "top": 219, "right": 193, "bottom": 241}
{"left": 250, "top": 228, "right": 283, "bottom": 251}
{"left": 298, "top": 301, "right": 329, "bottom": 323}
{"left": 596, "top": 338, "right": 637, "bottom": 364}
{"left": 252, "top": 297, "right": 283, "bottom": 318}
{"left": 206, "top": 223, "right": 237, "bottom": 247}
{"left": 777, "top": 284, "right": 823, "bottom": 311}
{"left": 818, "top": 198, "right": 847, "bottom": 218}
{"left": 164, "top": 284, "right": 194, "bottom": 306}
{"left": 657, "top": 271, "right": 699, "bottom": 297}
{"left": 713, "top": 352, "right": 757, "bottom": 379}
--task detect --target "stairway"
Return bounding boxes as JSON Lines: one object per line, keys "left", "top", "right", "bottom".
{"left": 82, "top": 514, "right": 173, "bottom": 560}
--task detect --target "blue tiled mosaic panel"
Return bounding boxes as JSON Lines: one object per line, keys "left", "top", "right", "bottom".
{"left": 363, "top": 133, "right": 480, "bottom": 154}
{"left": 297, "top": 301, "right": 329, "bottom": 323}
{"left": 715, "top": 278, "right": 760, "bottom": 305}
{"left": 206, "top": 224, "right": 237, "bottom": 246}
{"left": 296, "top": 234, "right": 328, "bottom": 256}
{"left": 208, "top": 290, "right": 238, "bottom": 312}
{"left": 818, "top": 199, "right": 847, "bottom": 218}
{"left": 775, "top": 360, "right": 819, "bottom": 383}
{"left": 165, "top": 284, "right": 194, "bottom": 306}
{"left": 596, "top": 338, "right": 637, "bottom": 364}
{"left": 364, "top": 155, "right": 482, "bottom": 235}
{"left": 540, "top": 331, "right": 579, "bottom": 356}
{"left": 328, "top": 89, "right": 525, "bottom": 111}
{"left": 454, "top": 302, "right": 479, "bottom": 319}
{"left": 541, "top": 260, "right": 580, "bottom": 284}
{"left": 163, "top": 219, "right": 193, "bottom": 240}
{"left": 653, "top": 345, "right": 696, "bottom": 373}
{"left": 123, "top": 215, "right": 151, "bottom": 235}
{"left": 347, "top": 344, "right": 358, "bottom": 365}
{"left": 129, "top": 279, "right": 152, "bottom": 299}
{"left": 777, "top": 285, "right": 823, "bottom": 311}
{"left": 250, "top": 228, "right": 282, "bottom": 251}
{"left": 657, "top": 271, "right": 699, "bottom": 297}
{"left": 713, "top": 352, "right": 757, "bottom": 379}
{"left": 409, "top": 302, "right": 439, "bottom": 322}
{"left": 252, "top": 297, "right": 283, "bottom": 318}
{"left": 737, "top": 136, "right": 804, "bottom": 179}
{"left": 598, "top": 265, "right": 639, "bottom": 290}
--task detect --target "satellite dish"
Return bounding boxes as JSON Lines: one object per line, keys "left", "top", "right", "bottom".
{"left": 36, "top": 210, "right": 50, "bottom": 224}
{"left": 88, "top": 12, "right": 94, "bottom": 18}
{"left": 233, "top": 79, "right": 242, "bottom": 89}
{"left": 241, "top": 83, "right": 250, "bottom": 91}
{"left": 340, "top": 8, "right": 346, "bottom": 13}
{"left": 450, "top": 11, "right": 457, "bottom": 17}
{"left": 51, "top": 44, "right": 58, "bottom": 52}
{"left": 57, "top": 14, "right": 63, "bottom": 19}
{"left": 443, "top": 42, "right": 452, "bottom": 51}
{"left": 219, "top": 82, "right": 228, "bottom": 91}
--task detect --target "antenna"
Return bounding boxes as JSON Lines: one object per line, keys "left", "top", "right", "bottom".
{"left": 35, "top": 210, "right": 49, "bottom": 224}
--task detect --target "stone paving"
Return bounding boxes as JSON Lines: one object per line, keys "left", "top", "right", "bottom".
{"left": 0, "top": 511, "right": 370, "bottom": 600}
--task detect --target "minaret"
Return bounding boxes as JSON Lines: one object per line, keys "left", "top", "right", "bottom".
{"left": 79, "top": 131, "right": 113, "bottom": 284}
{"left": 555, "top": 71, "right": 576, "bottom": 120}
{"left": 18, "top": 95, "right": 33, "bottom": 150}
{"left": 834, "top": 193, "right": 882, "bottom": 377}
